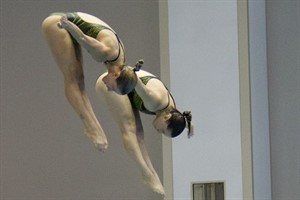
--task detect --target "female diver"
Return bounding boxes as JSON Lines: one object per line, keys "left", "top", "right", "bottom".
{"left": 96, "top": 60, "right": 193, "bottom": 196}
{"left": 42, "top": 12, "right": 137, "bottom": 152}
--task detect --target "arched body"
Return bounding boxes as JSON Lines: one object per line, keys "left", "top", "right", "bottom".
{"left": 41, "top": 12, "right": 126, "bottom": 151}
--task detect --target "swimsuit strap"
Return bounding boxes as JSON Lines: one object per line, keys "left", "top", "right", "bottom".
{"left": 141, "top": 76, "right": 175, "bottom": 112}
{"left": 104, "top": 34, "right": 125, "bottom": 64}
{"left": 161, "top": 88, "right": 178, "bottom": 111}
{"left": 162, "top": 93, "right": 171, "bottom": 111}
{"left": 167, "top": 89, "right": 176, "bottom": 109}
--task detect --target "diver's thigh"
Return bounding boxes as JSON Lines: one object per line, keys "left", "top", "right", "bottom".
{"left": 42, "top": 16, "right": 81, "bottom": 71}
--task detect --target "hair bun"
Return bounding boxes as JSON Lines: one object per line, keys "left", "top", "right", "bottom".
{"left": 133, "top": 59, "right": 144, "bottom": 72}
{"left": 183, "top": 111, "right": 193, "bottom": 138}
{"left": 183, "top": 111, "right": 192, "bottom": 122}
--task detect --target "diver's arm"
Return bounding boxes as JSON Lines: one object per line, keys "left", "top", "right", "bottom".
{"left": 58, "top": 16, "right": 110, "bottom": 61}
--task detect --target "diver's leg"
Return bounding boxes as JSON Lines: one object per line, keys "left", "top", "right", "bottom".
{"left": 42, "top": 15, "right": 108, "bottom": 151}
{"left": 96, "top": 75, "right": 165, "bottom": 195}
{"left": 132, "top": 109, "right": 165, "bottom": 194}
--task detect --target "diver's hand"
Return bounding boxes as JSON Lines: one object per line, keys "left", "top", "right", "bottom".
{"left": 57, "top": 16, "right": 69, "bottom": 29}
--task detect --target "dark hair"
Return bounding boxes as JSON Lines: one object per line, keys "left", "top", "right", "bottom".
{"left": 116, "top": 60, "right": 144, "bottom": 95}
{"left": 167, "top": 110, "right": 192, "bottom": 138}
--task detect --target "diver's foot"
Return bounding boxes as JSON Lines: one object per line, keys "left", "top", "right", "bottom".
{"left": 84, "top": 127, "right": 108, "bottom": 152}
{"left": 142, "top": 171, "right": 165, "bottom": 196}
{"left": 94, "top": 141, "right": 108, "bottom": 152}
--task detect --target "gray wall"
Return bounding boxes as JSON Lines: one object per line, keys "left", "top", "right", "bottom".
{"left": 248, "top": 0, "right": 272, "bottom": 199}
{"left": 168, "top": 1, "right": 244, "bottom": 199}
{"left": 167, "top": 1, "right": 299, "bottom": 200}
{"left": 266, "top": 0, "right": 300, "bottom": 200}
{"left": 0, "top": 1, "right": 163, "bottom": 200}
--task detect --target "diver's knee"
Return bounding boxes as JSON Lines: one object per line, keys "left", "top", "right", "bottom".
{"left": 41, "top": 15, "right": 61, "bottom": 33}
{"left": 95, "top": 73, "right": 108, "bottom": 93}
